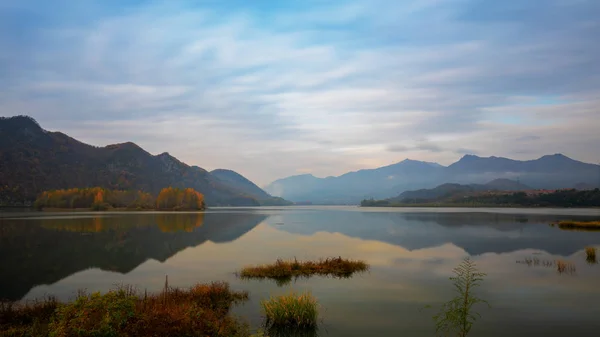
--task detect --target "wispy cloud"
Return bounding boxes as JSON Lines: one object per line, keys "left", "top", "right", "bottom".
{"left": 0, "top": 0, "right": 598, "bottom": 185}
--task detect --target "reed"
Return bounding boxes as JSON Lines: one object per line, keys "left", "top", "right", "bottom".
{"left": 556, "top": 220, "right": 600, "bottom": 231}
{"left": 585, "top": 247, "right": 597, "bottom": 264}
{"left": 261, "top": 292, "right": 318, "bottom": 329}
{"left": 0, "top": 280, "right": 251, "bottom": 337}
{"left": 239, "top": 257, "right": 369, "bottom": 284}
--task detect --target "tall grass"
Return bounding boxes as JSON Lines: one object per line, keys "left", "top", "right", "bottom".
{"left": 556, "top": 220, "right": 600, "bottom": 231}
{"left": 425, "top": 257, "right": 490, "bottom": 337}
{"left": 261, "top": 292, "right": 318, "bottom": 330}
{"left": 585, "top": 247, "right": 597, "bottom": 264}
{"left": 0, "top": 281, "right": 251, "bottom": 337}
{"left": 239, "top": 257, "right": 369, "bottom": 285}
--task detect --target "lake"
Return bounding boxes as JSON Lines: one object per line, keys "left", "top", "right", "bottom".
{"left": 1, "top": 206, "right": 599, "bottom": 336}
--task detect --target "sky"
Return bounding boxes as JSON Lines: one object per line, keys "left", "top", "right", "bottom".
{"left": 1, "top": 0, "right": 599, "bottom": 186}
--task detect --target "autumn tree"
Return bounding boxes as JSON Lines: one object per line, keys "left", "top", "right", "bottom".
{"left": 156, "top": 187, "right": 205, "bottom": 210}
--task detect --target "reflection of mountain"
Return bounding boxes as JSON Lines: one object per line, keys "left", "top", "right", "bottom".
{"left": 0, "top": 212, "right": 266, "bottom": 301}
{"left": 271, "top": 210, "right": 600, "bottom": 257}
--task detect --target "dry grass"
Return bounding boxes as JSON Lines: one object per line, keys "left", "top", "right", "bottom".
{"left": 556, "top": 220, "right": 600, "bottom": 231}
{"left": 516, "top": 257, "right": 576, "bottom": 275}
{"left": 585, "top": 247, "right": 597, "bottom": 264}
{"left": 0, "top": 281, "right": 251, "bottom": 337}
{"left": 239, "top": 257, "right": 369, "bottom": 285}
{"left": 261, "top": 292, "right": 318, "bottom": 330}
{"left": 555, "top": 260, "right": 577, "bottom": 275}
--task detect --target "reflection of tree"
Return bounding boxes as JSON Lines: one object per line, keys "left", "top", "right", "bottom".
{"left": 0, "top": 212, "right": 266, "bottom": 301}
{"left": 156, "top": 213, "right": 205, "bottom": 232}
{"left": 40, "top": 213, "right": 205, "bottom": 233}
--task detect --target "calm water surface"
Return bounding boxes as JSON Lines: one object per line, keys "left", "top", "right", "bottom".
{"left": 1, "top": 206, "right": 600, "bottom": 336}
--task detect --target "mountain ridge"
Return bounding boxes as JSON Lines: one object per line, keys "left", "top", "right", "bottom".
{"left": 265, "top": 153, "right": 600, "bottom": 204}
{"left": 0, "top": 115, "right": 287, "bottom": 206}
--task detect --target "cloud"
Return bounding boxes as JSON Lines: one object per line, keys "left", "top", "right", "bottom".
{"left": 0, "top": 0, "right": 598, "bottom": 185}
{"left": 387, "top": 145, "right": 411, "bottom": 153}
{"left": 516, "top": 135, "right": 541, "bottom": 142}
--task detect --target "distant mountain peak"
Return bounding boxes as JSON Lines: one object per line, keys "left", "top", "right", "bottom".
{"left": 539, "top": 153, "right": 569, "bottom": 159}
{"left": 459, "top": 154, "right": 481, "bottom": 161}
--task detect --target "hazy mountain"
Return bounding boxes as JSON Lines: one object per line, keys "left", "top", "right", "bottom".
{"left": 484, "top": 178, "right": 531, "bottom": 191}
{"left": 390, "top": 179, "right": 531, "bottom": 202}
{"left": 266, "top": 154, "right": 600, "bottom": 204}
{"left": 211, "top": 169, "right": 292, "bottom": 205}
{"left": 0, "top": 116, "right": 284, "bottom": 206}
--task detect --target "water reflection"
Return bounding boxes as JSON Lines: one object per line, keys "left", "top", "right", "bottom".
{"left": 1, "top": 208, "right": 599, "bottom": 337}
{"left": 271, "top": 211, "right": 600, "bottom": 256}
{"left": 0, "top": 212, "right": 266, "bottom": 301}
{"left": 39, "top": 213, "right": 206, "bottom": 233}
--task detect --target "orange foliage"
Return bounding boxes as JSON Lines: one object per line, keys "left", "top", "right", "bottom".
{"left": 156, "top": 187, "right": 205, "bottom": 210}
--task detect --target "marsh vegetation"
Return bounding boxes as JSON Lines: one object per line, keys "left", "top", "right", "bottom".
{"left": 426, "top": 258, "right": 490, "bottom": 337}
{"left": 585, "top": 247, "right": 597, "bottom": 264}
{"left": 0, "top": 281, "right": 250, "bottom": 337}
{"left": 555, "top": 220, "right": 600, "bottom": 231}
{"left": 239, "top": 257, "right": 369, "bottom": 285}
{"left": 516, "top": 257, "right": 577, "bottom": 275}
{"left": 260, "top": 292, "right": 319, "bottom": 336}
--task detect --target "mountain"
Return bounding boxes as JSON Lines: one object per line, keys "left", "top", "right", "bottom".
{"left": 0, "top": 116, "right": 286, "bottom": 206}
{"left": 211, "top": 169, "right": 292, "bottom": 205}
{"left": 484, "top": 178, "right": 530, "bottom": 191}
{"left": 266, "top": 159, "right": 446, "bottom": 204}
{"left": 265, "top": 154, "right": 600, "bottom": 204}
{"left": 211, "top": 169, "right": 271, "bottom": 200}
{"left": 390, "top": 179, "right": 531, "bottom": 202}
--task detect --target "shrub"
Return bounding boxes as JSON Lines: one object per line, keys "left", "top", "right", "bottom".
{"left": 239, "top": 257, "right": 369, "bottom": 285}
{"left": 585, "top": 247, "right": 597, "bottom": 264}
{"left": 1, "top": 282, "right": 251, "bottom": 337}
{"left": 49, "top": 289, "right": 137, "bottom": 337}
{"left": 261, "top": 292, "right": 318, "bottom": 329}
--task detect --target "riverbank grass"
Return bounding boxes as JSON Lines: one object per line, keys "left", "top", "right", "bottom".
{"left": 585, "top": 247, "right": 597, "bottom": 264}
{"left": 239, "top": 257, "right": 368, "bottom": 284}
{"left": 556, "top": 220, "right": 600, "bottom": 231}
{"left": 261, "top": 292, "right": 318, "bottom": 329}
{"left": 0, "top": 282, "right": 250, "bottom": 337}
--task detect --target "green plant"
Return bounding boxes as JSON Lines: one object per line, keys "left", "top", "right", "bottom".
{"left": 49, "top": 289, "right": 137, "bottom": 337}
{"left": 261, "top": 292, "right": 318, "bottom": 329}
{"left": 428, "top": 258, "right": 490, "bottom": 337}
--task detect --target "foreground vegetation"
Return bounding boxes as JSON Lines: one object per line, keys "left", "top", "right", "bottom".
{"left": 239, "top": 257, "right": 369, "bottom": 285}
{"left": 586, "top": 247, "right": 597, "bottom": 264}
{"left": 261, "top": 292, "right": 318, "bottom": 332}
{"left": 362, "top": 188, "right": 600, "bottom": 208}
{"left": 0, "top": 282, "right": 250, "bottom": 337}
{"left": 33, "top": 186, "right": 205, "bottom": 211}
{"left": 555, "top": 220, "right": 600, "bottom": 231}
{"left": 426, "top": 258, "right": 490, "bottom": 337}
